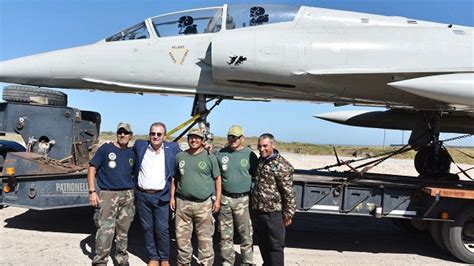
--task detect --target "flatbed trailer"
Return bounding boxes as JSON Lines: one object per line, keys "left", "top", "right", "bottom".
{"left": 293, "top": 169, "right": 474, "bottom": 263}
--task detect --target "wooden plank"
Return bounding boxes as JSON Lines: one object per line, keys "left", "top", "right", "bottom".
{"left": 423, "top": 187, "right": 474, "bottom": 199}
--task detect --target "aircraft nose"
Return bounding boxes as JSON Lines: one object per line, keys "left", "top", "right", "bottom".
{"left": 0, "top": 48, "right": 83, "bottom": 87}
{"left": 0, "top": 54, "right": 53, "bottom": 85}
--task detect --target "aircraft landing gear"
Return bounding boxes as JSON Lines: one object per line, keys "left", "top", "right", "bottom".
{"left": 409, "top": 111, "right": 451, "bottom": 178}
{"left": 168, "top": 93, "right": 222, "bottom": 143}
{"left": 414, "top": 144, "right": 451, "bottom": 178}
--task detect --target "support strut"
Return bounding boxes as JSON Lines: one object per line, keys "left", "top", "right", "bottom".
{"left": 169, "top": 94, "right": 222, "bottom": 142}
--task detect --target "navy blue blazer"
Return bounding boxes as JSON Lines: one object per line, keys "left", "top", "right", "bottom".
{"left": 133, "top": 140, "right": 181, "bottom": 201}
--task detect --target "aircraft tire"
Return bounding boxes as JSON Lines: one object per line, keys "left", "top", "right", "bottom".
{"left": 441, "top": 205, "right": 474, "bottom": 263}
{"left": 2, "top": 85, "right": 67, "bottom": 106}
{"left": 430, "top": 221, "right": 448, "bottom": 253}
{"left": 414, "top": 145, "right": 450, "bottom": 178}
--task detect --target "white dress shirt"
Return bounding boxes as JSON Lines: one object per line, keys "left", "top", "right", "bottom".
{"left": 138, "top": 144, "right": 166, "bottom": 190}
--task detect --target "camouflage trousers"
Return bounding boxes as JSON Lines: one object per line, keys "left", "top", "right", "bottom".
{"left": 175, "top": 197, "right": 214, "bottom": 266}
{"left": 219, "top": 195, "right": 253, "bottom": 266}
{"left": 92, "top": 189, "right": 135, "bottom": 265}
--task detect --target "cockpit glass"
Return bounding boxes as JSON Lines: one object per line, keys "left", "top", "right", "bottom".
{"left": 226, "top": 4, "right": 299, "bottom": 29}
{"left": 151, "top": 7, "right": 223, "bottom": 38}
{"left": 106, "top": 22, "right": 150, "bottom": 42}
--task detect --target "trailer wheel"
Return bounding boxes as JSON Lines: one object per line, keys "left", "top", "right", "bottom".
{"left": 431, "top": 221, "right": 448, "bottom": 253}
{"left": 2, "top": 85, "right": 68, "bottom": 106}
{"left": 441, "top": 206, "right": 474, "bottom": 263}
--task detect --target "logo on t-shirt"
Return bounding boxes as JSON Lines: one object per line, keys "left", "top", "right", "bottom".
{"left": 241, "top": 159, "right": 249, "bottom": 167}
{"left": 129, "top": 158, "right": 134, "bottom": 166}
{"left": 108, "top": 161, "right": 117, "bottom": 169}
{"left": 221, "top": 156, "right": 229, "bottom": 171}
{"left": 222, "top": 156, "right": 229, "bottom": 164}
{"left": 198, "top": 161, "right": 207, "bottom": 170}
{"left": 108, "top": 152, "right": 117, "bottom": 160}
{"left": 179, "top": 160, "right": 186, "bottom": 175}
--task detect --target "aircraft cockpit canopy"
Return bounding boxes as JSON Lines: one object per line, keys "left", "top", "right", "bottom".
{"left": 106, "top": 22, "right": 150, "bottom": 42}
{"left": 151, "top": 7, "right": 224, "bottom": 37}
{"left": 226, "top": 4, "right": 299, "bottom": 29}
{"left": 105, "top": 4, "right": 299, "bottom": 42}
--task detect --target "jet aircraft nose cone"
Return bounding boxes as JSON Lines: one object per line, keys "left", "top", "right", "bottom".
{"left": 0, "top": 54, "right": 53, "bottom": 85}
{"left": 0, "top": 47, "right": 86, "bottom": 88}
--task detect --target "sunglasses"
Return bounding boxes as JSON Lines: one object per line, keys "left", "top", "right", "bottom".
{"left": 149, "top": 132, "right": 164, "bottom": 137}
{"left": 227, "top": 135, "right": 242, "bottom": 139}
{"left": 117, "top": 129, "right": 132, "bottom": 135}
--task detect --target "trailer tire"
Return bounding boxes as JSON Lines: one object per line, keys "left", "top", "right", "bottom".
{"left": 431, "top": 221, "right": 448, "bottom": 253}
{"left": 441, "top": 206, "right": 474, "bottom": 263}
{"left": 2, "top": 85, "right": 68, "bottom": 106}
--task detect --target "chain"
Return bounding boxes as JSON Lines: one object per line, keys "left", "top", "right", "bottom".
{"left": 441, "top": 134, "right": 472, "bottom": 143}
{"left": 315, "top": 134, "right": 472, "bottom": 172}
{"left": 313, "top": 144, "right": 412, "bottom": 171}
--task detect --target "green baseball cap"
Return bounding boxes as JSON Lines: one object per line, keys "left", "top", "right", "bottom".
{"left": 187, "top": 128, "right": 204, "bottom": 138}
{"left": 227, "top": 125, "right": 244, "bottom": 136}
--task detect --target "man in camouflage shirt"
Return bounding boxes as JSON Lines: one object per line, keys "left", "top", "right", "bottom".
{"left": 251, "top": 133, "right": 296, "bottom": 266}
{"left": 216, "top": 125, "right": 258, "bottom": 265}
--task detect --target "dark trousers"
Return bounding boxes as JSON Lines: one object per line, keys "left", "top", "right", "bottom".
{"left": 254, "top": 211, "right": 285, "bottom": 266}
{"left": 135, "top": 190, "right": 170, "bottom": 261}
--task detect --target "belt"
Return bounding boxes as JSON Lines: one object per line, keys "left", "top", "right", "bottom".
{"left": 176, "top": 194, "right": 209, "bottom": 203}
{"left": 137, "top": 187, "right": 162, "bottom": 194}
{"left": 100, "top": 188, "right": 133, "bottom": 191}
{"left": 223, "top": 191, "right": 249, "bottom": 198}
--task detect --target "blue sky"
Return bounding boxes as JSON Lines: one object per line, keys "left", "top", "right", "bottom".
{"left": 0, "top": 0, "right": 473, "bottom": 146}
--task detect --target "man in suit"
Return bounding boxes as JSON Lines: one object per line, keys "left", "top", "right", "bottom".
{"left": 133, "top": 122, "right": 181, "bottom": 266}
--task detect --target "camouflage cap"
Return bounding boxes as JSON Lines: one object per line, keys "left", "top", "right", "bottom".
{"left": 228, "top": 125, "right": 244, "bottom": 136}
{"left": 187, "top": 128, "right": 204, "bottom": 138}
{"left": 117, "top": 122, "right": 132, "bottom": 132}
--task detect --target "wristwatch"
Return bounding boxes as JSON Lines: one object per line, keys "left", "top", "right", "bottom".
{"left": 88, "top": 190, "right": 97, "bottom": 194}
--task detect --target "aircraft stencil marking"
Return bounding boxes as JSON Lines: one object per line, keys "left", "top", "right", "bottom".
{"left": 168, "top": 46, "right": 189, "bottom": 65}
{"left": 227, "top": 55, "right": 247, "bottom": 66}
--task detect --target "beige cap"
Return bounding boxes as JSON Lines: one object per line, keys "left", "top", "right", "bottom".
{"left": 227, "top": 125, "right": 244, "bottom": 136}
{"left": 187, "top": 128, "right": 204, "bottom": 138}
{"left": 117, "top": 122, "right": 132, "bottom": 132}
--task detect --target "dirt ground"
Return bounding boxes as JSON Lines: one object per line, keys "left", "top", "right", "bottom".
{"left": 1, "top": 154, "right": 472, "bottom": 265}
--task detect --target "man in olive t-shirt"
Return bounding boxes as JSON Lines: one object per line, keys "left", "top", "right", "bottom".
{"left": 216, "top": 125, "right": 257, "bottom": 266}
{"left": 170, "top": 128, "right": 221, "bottom": 266}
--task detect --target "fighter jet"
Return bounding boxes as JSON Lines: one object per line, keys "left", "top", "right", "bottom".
{"left": 0, "top": 4, "right": 473, "bottom": 177}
